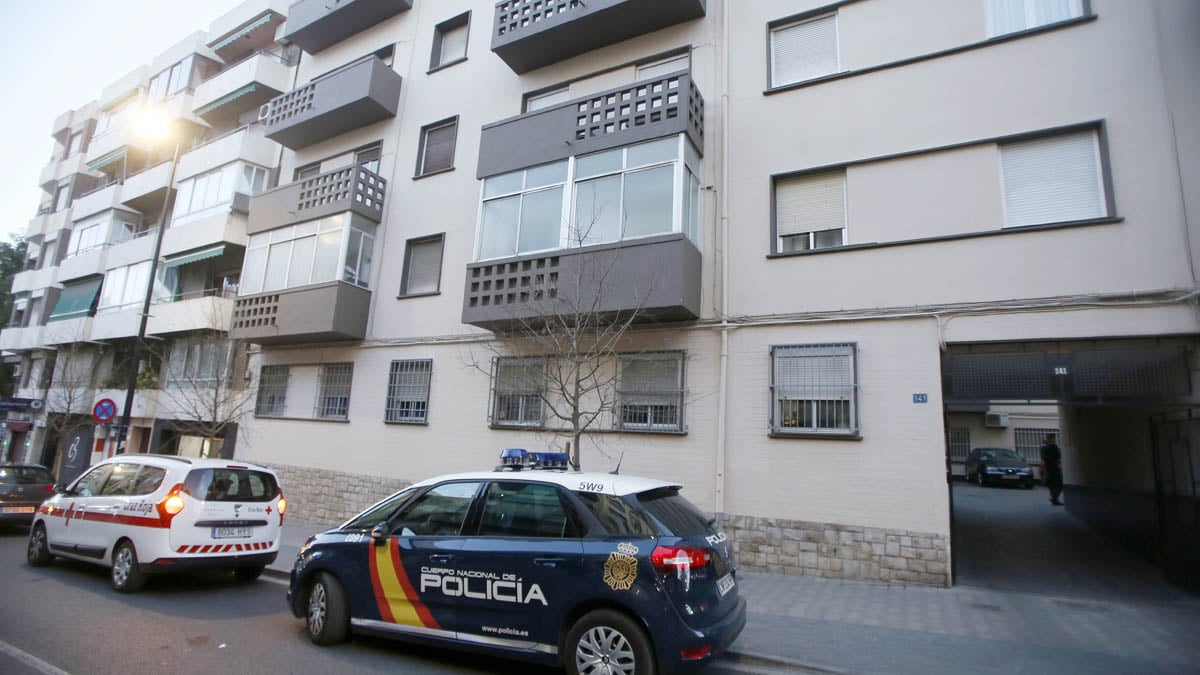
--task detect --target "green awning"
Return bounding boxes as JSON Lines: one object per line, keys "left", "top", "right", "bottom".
{"left": 195, "top": 84, "right": 257, "bottom": 116}
{"left": 163, "top": 245, "right": 225, "bottom": 269}
{"left": 88, "top": 152, "right": 126, "bottom": 172}
{"left": 47, "top": 278, "right": 102, "bottom": 322}
{"left": 211, "top": 14, "right": 273, "bottom": 51}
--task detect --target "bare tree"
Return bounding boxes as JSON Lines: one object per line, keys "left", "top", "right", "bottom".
{"left": 150, "top": 328, "right": 255, "bottom": 454}
{"left": 40, "top": 326, "right": 104, "bottom": 446}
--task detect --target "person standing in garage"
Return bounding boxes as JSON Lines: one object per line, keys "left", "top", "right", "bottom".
{"left": 1040, "top": 434, "right": 1064, "bottom": 506}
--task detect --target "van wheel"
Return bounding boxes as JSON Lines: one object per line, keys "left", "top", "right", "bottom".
{"left": 235, "top": 565, "right": 265, "bottom": 582}
{"left": 565, "top": 609, "right": 655, "bottom": 675}
{"left": 112, "top": 541, "right": 146, "bottom": 593}
{"left": 27, "top": 523, "right": 53, "bottom": 567}
{"left": 307, "top": 572, "right": 349, "bottom": 645}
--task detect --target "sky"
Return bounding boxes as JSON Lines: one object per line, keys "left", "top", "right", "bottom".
{"left": 0, "top": 0, "right": 245, "bottom": 241}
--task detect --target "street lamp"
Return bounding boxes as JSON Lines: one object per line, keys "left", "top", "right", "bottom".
{"left": 115, "top": 106, "right": 181, "bottom": 455}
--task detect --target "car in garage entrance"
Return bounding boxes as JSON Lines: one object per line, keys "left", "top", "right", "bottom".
{"left": 964, "top": 448, "right": 1034, "bottom": 488}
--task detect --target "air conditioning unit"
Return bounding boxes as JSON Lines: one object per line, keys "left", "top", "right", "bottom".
{"left": 984, "top": 412, "right": 1009, "bottom": 428}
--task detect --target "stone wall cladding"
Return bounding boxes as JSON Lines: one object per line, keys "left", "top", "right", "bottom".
{"left": 724, "top": 514, "right": 950, "bottom": 587}
{"left": 253, "top": 461, "right": 412, "bottom": 526}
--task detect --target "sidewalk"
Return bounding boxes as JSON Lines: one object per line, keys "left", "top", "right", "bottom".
{"left": 269, "top": 519, "right": 1200, "bottom": 674}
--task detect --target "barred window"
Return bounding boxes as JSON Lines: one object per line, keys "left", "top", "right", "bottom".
{"left": 947, "top": 428, "right": 971, "bottom": 462}
{"left": 1015, "top": 427, "right": 1058, "bottom": 465}
{"left": 386, "top": 359, "right": 432, "bottom": 424}
{"left": 771, "top": 343, "right": 858, "bottom": 435}
{"left": 617, "top": 352, "right": 685, "bottom": 432}
{"left": 491, "top": 357, "right": 544, "bottom": 427}
{"left": 316, "top": 363, "right": 354, "bottom": 420}
{"left": 255, "top": 365, "right": 290, "bottom": 417}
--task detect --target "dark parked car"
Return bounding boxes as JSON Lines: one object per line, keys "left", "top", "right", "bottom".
{"left": 964, "top": 448, "right": 1034, "bottom": 488}
{"left": 0, "top": 463, "right": 56, "bottom": 527}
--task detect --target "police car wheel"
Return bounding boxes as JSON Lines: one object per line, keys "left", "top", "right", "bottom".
{"left": 566, "top": 610, "right": 655, "bottom": 675}
{"left": 235, "top": 565, "right": 264, "bottom": 582}
{"left": 27, "top": 523, "right": 53, "bottom": 567}
{"left": 307, "top": 572, "right": 349, "bottom": 645}
{"left": 111, "top": 541, "right": 146, "bottom": 593}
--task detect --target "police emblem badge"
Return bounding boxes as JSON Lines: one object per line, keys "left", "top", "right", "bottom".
{"left": 603, "top": 543, "right": 640, "bottom": 591}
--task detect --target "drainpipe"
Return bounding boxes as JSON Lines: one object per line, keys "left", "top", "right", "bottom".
{"left": 714, "top": 0, "right": 732, "bottom": 521}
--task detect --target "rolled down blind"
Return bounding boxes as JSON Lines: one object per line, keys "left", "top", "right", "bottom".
{"left": 776, "top": 171, "right": 846, "bottom": 237}
{"left": 771, "top": 14, "right": 838, "bottom": 87}
{"left": 405, "top": 238, "right": 443, "bottom": 294}
{"left": 1001, "top": 130, "right": 1104, "bottom": 228}
{"left": 421, "top": 122, "right": 458, "bottom": 174}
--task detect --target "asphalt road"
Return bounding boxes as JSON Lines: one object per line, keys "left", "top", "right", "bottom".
{"left": 0, "top": 527, "right": 799, "bottom": 675}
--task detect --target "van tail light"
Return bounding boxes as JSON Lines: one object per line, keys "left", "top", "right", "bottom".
{"left": 276, "top": 491, "right": 287, "bottom": 525}
{"left": 43, "top": 485, "right": 54, "bottom": 494}
{"left": 651, "top": 545, "right": 711, "bottom": 592}
{"left": 156, "top": 483, "right": 186, "bottom": 526}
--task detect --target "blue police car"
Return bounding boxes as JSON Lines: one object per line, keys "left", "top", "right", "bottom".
{"left": 287, "top": 450, "right": 746, "bottom": 674}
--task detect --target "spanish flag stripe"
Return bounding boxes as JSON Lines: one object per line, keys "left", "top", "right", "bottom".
{"left": 368, "top": 542, "right": 396, "bottom": 623}
{"left": 389, "top": 539, "right": 441, "bottom": 630}
{"left": 371, "top": 541, "right": 427, "bottom": 627}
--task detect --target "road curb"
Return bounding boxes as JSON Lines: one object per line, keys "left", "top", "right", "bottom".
{"left": 723, "top": 649, "right": 846, "bottom": 674}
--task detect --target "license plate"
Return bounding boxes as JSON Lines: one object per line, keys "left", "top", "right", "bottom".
{"left": 1, "top": 506, "right": 35, "bottom": 514}
{"left": 1002, "top": 475, "right": 1019, "bottom": 480}
{"left": 212, "top": 527, "right": 253, "bottom": 539}
{"left": 717, "top": 573, "right": 736, "bottom": 597}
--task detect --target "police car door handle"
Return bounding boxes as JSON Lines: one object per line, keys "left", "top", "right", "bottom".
{"left": 429, "top": 554, "right": 454, "bottom": 564}
{"left": 534, "top": 557, "right": 566, "bottom": 568}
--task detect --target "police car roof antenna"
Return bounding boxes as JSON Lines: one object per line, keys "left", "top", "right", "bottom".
{"left": 610, "top": 452, "right": 625, "bottom": 475}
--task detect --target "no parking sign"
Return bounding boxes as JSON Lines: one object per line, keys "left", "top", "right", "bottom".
{"left": 93, "top": 398, "right": 117, "bottom": 424}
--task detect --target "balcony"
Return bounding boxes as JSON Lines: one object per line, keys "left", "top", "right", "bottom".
{"left": 121, "top": 161, "right": 173, "bottom": 213}
{"left": 282, "top": 0, "right": 412, "bottom": 54}
{"left": 193, "top": 51, "right": 292, "bottom": 123}
{"left": 11, "top": 266, "right": 57, "bottom": 295}
{"left": 247, "top": 165, "right": 386, "bottom": 234}
{"left": 208, "top": 0, "right": 289, "bottom": 62}
{"left": 478, "top": 70, "right": 704, "bottom": 178}
{"left": 26, "top": 209, "right": 70, "bottom": 240}
{"left": 492, "top": 0, "right": 706, "bottom": 74}
{"left": 90, "top": 307, "right": 142, "bottom": 341}
{"left": 461, "top": 233, "right": 701, "bottom": 331}
{"left": 176, "top": 126, "right": 279, "bottom": 182}
{"left": 259, "top": 55, "right": 402, "bottom": 151}
{"left": 162, "top": 205, "right": 249, "bottom": 259}
{"left": 148, "top": 294, "right": 234, "bottom": 336}
{"left": 232, "top": 281, "right": 370, "bottom": 344}
{"left": 57, "top": 247, "right": 108, "bottom": 284}
{"left": 39, "top": 153, "right": 89, "bottom": 191}
{"left": 72, "top": 183, "right": 123, "bottom": 220}
{"left": 0, "top": 326, "right": 45, "bottom": 352}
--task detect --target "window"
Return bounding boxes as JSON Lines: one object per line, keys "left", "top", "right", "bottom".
{"left": 167, "top": 339, "right": 228, "bottom": 384}
{"left": 66, "top": 132, "right": 84, "bottom": 158}
{"left": 130, "top": 466, "right": 166, "bottom": 495}
{"left": 415, "top": 118, "right": 458, "bottom": 177}
{"left": 239, "top": 213, "right": 377, "bottom": 295}
{"left": 399, "top": 235, "right": 444, "bottom": 296}
{"left": 47, "top": 278, "right": 101, "bottom": 322}
{"left": 255, "top": 365, "right": 289, "bottom": 416}
{"left": 1015, "top": 427, "right": 1059, "bottom": 465}
{"left": 491, "top": 357, "right": 544, "bottom": 427}
{"left": 94, "top": 95, "right": 137, "bottom": 137}
{"left": 392, "top": 481, "right": 481, "bottom": 537}
{"left": 98, "top": 261, "right": 172, "bottom": 310}
{"left": 386, "top": 359, "right": 432, "bottom": 424}
{"left": 316, "top": 363, "right": 353, "bottom": 420}
{"left": 99, "top": 463, "right": 141, "bottom": 496}
{"left": 71, "top": 465, "right": 113, "bottom": 497}
{"left": 430, "top": 12, "right": 470, "bottom": 70}
{"left": 148, "top": 55, "right": 201, "bottom": 102}
{"left": 636, "top": 53, "right": 689, "bottom": 81}
{"left": 172, "top": 162, "right": 269, "bottom": 228}
{"left": 771, "top": 343, "right": 858, "bottom": 435}
{"left": 574, "top": 492, "right": 657, "bottom": 536}
{"left": 53, "top": 182, "right": 72, "bottom": 213}
{"left": 356, "top": 143, "right": 382, "bottom": 174}
{"left": 770, "top": 13, "right": 838, "bottom": 88}
{"left": 476, "top": 134, "right": 701, "bottom": 261}
{"left": 617, "top": 352, "right": 685, "bottom": 432}
{"left": 947, "top": 428, "right": 971, "bottom": 463}
{"left": 295, "top": 163, "right": 321, "bottom": 181}
{"left": 775, "top": 170, "right": 846, "bottom": 252}
{"left": 478, "top": 482, "right": 576, "bottom": 538}
{"left": 987, "top": 0, "right": 1084, "bottom": 37}
{"left": 1000, "top": 129, "right": 1106, "bottom": 228}
{"left": 524, "top": 87, "right": 569, "bottom": 113}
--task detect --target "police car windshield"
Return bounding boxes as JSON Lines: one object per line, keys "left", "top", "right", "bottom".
{"left": 183, "top": 468, "right": 279, "bottom": 502}
{"left": 636, "top": 488, "right": 713, "bottom": 536}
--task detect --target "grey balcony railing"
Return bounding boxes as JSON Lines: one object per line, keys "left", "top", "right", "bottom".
{"left": 478, "top": 70, "right": 704, "bottom": 179}
{"left": 258, "top": 55, "right": 403, "bottom": 150}
{"left": 247, "top": 164, "right": 386, "bottom": 235}
{"left": 282, "top": 0, "right": 413, "bottom": 54}
{"left": 491, "top": 0, "right": 706, "bottom": 74}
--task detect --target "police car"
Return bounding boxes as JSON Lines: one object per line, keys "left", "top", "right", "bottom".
{"left": 287, "top": 450, "right": 746, "bottom": 674}
{"left": 27, "top": 455, "right": 286, "bottom": 592}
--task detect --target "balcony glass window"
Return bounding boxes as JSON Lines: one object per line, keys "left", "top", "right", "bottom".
{"left": 167, "top": 338, "right": 228, "bottom": 385}
{"left": 66, "top": 132, "right": 84, "bottom": 158}
{"left": 98, "top": 261, "right": 174, "bottom": 311}
{"left": 148, "top": 55, "right": 203, "bottom": 102}
{"left": 475, "top": 134, "right": 700, "bottom": 261}
{"left": 53, "top": 182, "right": 72, "bottom": 213}
{"left": 94, "top": 95, "right": 138, "bottom": 138}
{"left": 239, "top": 213, "right": 377, "bottom": 295}
{"left": 172, "top": 162, "right": 269, "bottom": 228}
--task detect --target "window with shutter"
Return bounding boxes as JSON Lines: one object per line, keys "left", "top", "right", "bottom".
{"left": 770, "top": 13, "right": 838, "bottom": 88}
{"left": 417, "top": 118, "right": 458, "bottom": 176}
{"left": 430, "top": 12, "right": 471, "bottom": 70}
{"left": 1000, "top": 130, "right": 1105, "bottom": 228}
{"left": 617, "top": 353, "right": 686, "bottom": 432}
{"left": 400, "top": 234, "right": 444, "bottom": 296}
{"left": 771, "top": 343, "right": 858, "bottom": 435}
{"left": 775, "top": 170, "right": 846, "bottom": 253}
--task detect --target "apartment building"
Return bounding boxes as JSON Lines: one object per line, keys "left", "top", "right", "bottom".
{"left": 3, "top": 0, "right": 1197, "bottom": 586}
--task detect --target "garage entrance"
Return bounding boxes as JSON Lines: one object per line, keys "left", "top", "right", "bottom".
{"left": 941, "top": 339, "right": 1199, "bottom": 596}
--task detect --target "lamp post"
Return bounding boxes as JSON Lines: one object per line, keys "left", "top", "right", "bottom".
{"left": 115, "top": 110, "right": 180, "bottom": 455}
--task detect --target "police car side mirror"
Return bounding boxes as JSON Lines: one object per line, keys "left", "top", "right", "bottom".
{"left": 370, "top": 522, "right": 389, "bottom": 545}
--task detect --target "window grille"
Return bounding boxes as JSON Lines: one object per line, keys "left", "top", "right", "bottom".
{"left": 255, "top": 365, "right": 289, "bottom": 416}
{"left": 316, "top": 363, "right": 353, "bottom": 420}
{"left": 491, "top": 357, "right": 544, "bottom": 426}
{"left": 1015, "top": 427, "right": 1058, "bottom": 465}
{"left": 386, "top": 360, "right": 432, "bottom": 423}
{"left": 947, "top": 428, "right": 971, "bottom": 462}
{"left": 771, "top": 343, "right": 858, "bottom": 434}
{"left": 617, "top": 352, "right": 685, "bottom": 432}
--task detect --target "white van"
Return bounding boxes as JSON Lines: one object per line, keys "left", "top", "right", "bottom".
{"left": 27, "top": 454, "right": 286, "bottom": 592}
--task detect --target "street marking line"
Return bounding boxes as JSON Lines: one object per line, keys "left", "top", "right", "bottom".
{"left": 0, "top": 639, "right": 71, "bottom": 675}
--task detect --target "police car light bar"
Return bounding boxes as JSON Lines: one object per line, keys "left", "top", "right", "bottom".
{"left": 495, "top": 449, "right": 570, "bottom": 471}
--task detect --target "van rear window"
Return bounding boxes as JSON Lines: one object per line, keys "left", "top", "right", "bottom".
{"left": 184, "top": 468, "right": 278, "bottom": 502}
